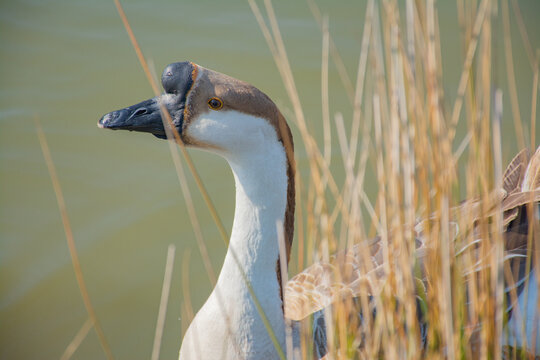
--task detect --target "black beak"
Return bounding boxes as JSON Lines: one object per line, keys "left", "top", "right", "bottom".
{"left": 98, "top": 96, "right": 171, "bottom": 138}
{"left": 98, "top": 61, "right": 195, "bottom": 140}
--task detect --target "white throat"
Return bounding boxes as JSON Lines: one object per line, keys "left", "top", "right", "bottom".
{"left": 179, "top": 111, "right": 289, "bottom": 359}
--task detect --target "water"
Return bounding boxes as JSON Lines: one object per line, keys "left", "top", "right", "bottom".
{"left": 1, "top": 1, "right": 538, "bottom": 359}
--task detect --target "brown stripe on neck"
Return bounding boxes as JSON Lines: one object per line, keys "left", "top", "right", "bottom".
{"left": 274, "top": 111, "right": 295, "bottom": 305}
{"left": 188, "top": 65, "right": 296, "bottom": 304}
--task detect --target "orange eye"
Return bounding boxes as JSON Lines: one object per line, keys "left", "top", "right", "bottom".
{"left": 208, "top": 97, "right": 223, "bottom": 110}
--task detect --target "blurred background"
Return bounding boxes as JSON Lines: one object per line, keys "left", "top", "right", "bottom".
{"left": 1, "top": 0, "right": 539, "bottom": 359}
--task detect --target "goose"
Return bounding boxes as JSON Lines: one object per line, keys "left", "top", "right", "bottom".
{"left": 99, "top": 61, "right": 540, "bottom": 359}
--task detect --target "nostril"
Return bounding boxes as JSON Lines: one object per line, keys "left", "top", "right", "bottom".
{"left": 100, "top": 113, "right": 111, "bottom": 124}
{"left": 133, "top": 108, "right": 148, "bottom": 116}
{"left": 98, "top": 113, "right": 113, "bottom": 128}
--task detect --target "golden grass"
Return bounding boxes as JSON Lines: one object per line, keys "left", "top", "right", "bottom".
{"left": 151, "top": 244, "right": 176, "bottom": 360}
{"left": 34, "top": 116, "right": 115, "bottom": 360}
{"left": 249, "top": 0, "right": 539, "bottom": 358}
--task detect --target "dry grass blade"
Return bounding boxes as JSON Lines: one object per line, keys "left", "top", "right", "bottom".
{"left": 181, "top": 248, "right": 195, "bottom": 327}
{"left": 34, "top": 117, "right": 114, "bottom": 360}
{"left": 151, "top": 244, "right": 176, "bottom": 360}
{"left": 60, "top": 318, "right": 93, "bottom": 360}
{"left": 306, "top": 0, "right": 355, "bottom": 103}
{"left": 448, "top": 0, "right": 489, "bottom": 143}
{"left": 530, "top": 55, "right": 538, "bottom": 154}
{"left": 510, "top": 0, "right": 536, "bottom": 71}
{"left": 501, "top": 0, "right": 526, "bottom": 150}
{"left": 348, "top": 0, "right": 373, "bottom": 169}
{"left": 492, "top": 89, "right": 504, "bottom": 360}
{"left": 321, "top": 16, "right": 331, "bottom": 170}
{"left": 113, "top": 0, "right": 229, "bottom": 245}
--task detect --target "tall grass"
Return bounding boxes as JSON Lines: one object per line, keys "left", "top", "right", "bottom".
{"left": 35, "top": 116, "right": 115, "bottom": 360}
{"left": 250, "top": 0, "right": 538, "bottom": 358}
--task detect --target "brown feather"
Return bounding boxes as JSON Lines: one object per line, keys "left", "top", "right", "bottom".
{"left": 502, "top": 148, "right": 529, "bottom": 195}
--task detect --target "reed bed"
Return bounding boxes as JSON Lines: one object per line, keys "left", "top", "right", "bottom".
{"left": 250, "top": 0, "right": 539, "bottom": 359}
{"left": 41, "top": 0, "right": 538, "bottom": 359}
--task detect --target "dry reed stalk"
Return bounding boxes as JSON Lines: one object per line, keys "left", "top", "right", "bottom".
{"left": 113, "top": 0, "right": 228, "bottom": 245}
{"left": 306, "top": 0, "right": 355, "bottom": 103}
{"left": 492, "top": 90, "right": 504, "bottom": 360}
{"left": 181, "top": 248, "right": 195, "bottom": 327}
{"left": 60, "top": 318, "right": 93, "bottom": 360}
{"left": 151, "top": 244, "right": 176, "bottom": 360}
{"left": 531, "top": 56, "right": 538, "bottom": 156}
{"left": 501, "top": 0, "right": 526, "bottom": 150}
{"left": 321, "top": 16, "right": 331, "bottom": 171}
{"left": 510, "top": 0, "right": 535, "bottom": 71}
{"left": 35, "top": 117, "right": 115, "bottom": 360}
{"left": 449, "top": 0, "right": 489, "bottom": 144}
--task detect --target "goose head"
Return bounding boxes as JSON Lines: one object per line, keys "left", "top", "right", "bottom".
{"left": 98, "top": 61, "right": 294, "bottom": 163}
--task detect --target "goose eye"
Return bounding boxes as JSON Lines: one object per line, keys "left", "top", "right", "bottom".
{"left": 208, "top": 97, "right": 223, "bottom": 110}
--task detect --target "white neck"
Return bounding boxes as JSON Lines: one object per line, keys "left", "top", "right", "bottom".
{"left": 179, "top": 113, "right": 289, "bottom": 360}
{"left": 223, "top": 148, "right": 288, "bottom": 279}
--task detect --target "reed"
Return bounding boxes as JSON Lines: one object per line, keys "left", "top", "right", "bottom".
{"left": 35, "top": 117, "right": 115, "bottom": 360}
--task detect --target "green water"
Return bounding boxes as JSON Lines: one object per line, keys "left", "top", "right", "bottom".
{"left": 1, "top": 1, "right": 538, "bottom": 359}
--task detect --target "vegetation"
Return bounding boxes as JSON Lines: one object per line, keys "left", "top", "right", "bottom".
{"left": 250, "top": 0, "right": 538, "bottom": 358}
